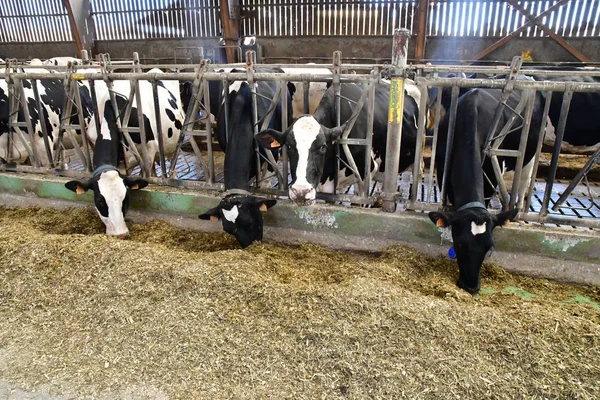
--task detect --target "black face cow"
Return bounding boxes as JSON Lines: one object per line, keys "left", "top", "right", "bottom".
{"left": 429, "top": 86, "right": 544, "bottom": 293}
{"left": 65, "top": 98, "right": 148, "bottom": 238}
{"left": 199, "top": 192, "right": 276, "bottom": 248}
{"left": 256, "top": 81, "right": 421, "bottom": 204}
{"left": 199, "top": 68, "right": 292, "bottom": 247}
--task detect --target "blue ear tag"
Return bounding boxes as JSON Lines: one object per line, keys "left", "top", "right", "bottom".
{"left": 448, "top": 247, "right": 456, "bottom": 259}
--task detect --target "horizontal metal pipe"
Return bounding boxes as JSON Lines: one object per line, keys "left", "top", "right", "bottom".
{"left": 415, "top": 77, "right": 600, "bottom": 92}
{"left": 0, "top": 71, "right": 374, "bottom": 83}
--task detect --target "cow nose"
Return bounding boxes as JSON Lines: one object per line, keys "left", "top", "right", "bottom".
{"left": 289, "top": 185, "right": 316, "bottom": 203}
{"left": 114, "top": 232, "right": 129, "bottom": 240}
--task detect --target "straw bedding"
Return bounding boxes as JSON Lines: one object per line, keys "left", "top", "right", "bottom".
{"left": 0, "top": 206, "right": 598, "bottom": 399}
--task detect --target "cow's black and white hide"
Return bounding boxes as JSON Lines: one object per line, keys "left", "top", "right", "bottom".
{"left": 0, "top": 69, "right": 93, "bottom": 165}
{"left": 282, "top": 65, "right": 332, "bottom": 119}
{"left": 429, "top": 87, "right": 544, "bottom": 294}
{"left": 65, "top": 100, "right": 148, "bottom": 238}
{"left": 256, "top": 81, "right": 421, "bottom": 204}
{"left": 87, "top": 68, "right": 185, "bottom": 176}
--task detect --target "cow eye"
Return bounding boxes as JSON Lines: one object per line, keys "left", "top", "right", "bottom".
{"left": 319, "top": 144, "right": 327, "bottom": 153}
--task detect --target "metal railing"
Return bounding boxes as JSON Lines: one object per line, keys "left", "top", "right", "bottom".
{"left": 1, "top": 47, "right": 599, "bottom": 229}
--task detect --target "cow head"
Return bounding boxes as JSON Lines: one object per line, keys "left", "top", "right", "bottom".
{"left": 199, "top": 193, "right": 277, "bottom": 248}
{"left": 256, "top": 116, "right": 346, "bottom": 204}
{"left": 65, "top": 167, "right": 148, "bottom": 238}
{"left": 428, "top": 207, "right": 518, "bottom": 294}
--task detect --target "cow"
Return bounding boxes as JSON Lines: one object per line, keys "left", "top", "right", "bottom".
{"left": 255, "top": 80, "right": 421, "bottom": 204}
{"left": 530, "top": 74, "right": 600, "bottom": 154}
{"left": 64, "top": 95, "right": 148, "bottom": 238}
{"left": 0, "top": 62, "right": 93, "bottom": 166}
{"left": 428, "top": 86, "right": 545, "bottom": 294}
{"left": 86, "top": 68, "right": 186, "bottom": 176}
{"left": 199, "top": 70, "right": 293, "bottom": 248}
{"left": 281, "top": 65, "right": 332, "bottom": 119}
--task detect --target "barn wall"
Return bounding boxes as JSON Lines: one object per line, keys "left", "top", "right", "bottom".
{"left": 1, "top": 37, "right": 598, "bottom": 64}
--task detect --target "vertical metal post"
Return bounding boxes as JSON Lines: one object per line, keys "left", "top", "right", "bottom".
{"left": 31, "top": 79, "right": 54, "bottom": 167}
{"left": 151, "top": 79, "right": 167, "bottom": 178}
{"left": 524, "top": 91, "right": 553, "bottom": 214}
{"left": 204, "top": 76, "right": 215, "bottom": 184}
{"left": 280, "top": 79, "right": 289, "bottom": 191}
{"left": 440, "top": 85, "right": 460, "bottom": 208}
{"left": 508, "top": 90, "right": 535, "bottom": 210}
{"left": 410, "top": 82, "right": 429, "bottom": 206}
{"left": 332, "top": 51, "right": 342, "bottom": 191}
{"left": 382, "top": 28, "right": 410, "bottom": 213}
{"left": 541, "top": 86, "right": 573, "bottom": 216}
{"left": 246, "top": 50, "right": 261, "bottom": 187}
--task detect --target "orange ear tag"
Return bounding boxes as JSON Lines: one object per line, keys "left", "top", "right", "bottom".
{"left": 259, "top": 203, "right": 268, "bottom": 212}
{"left": 271, "top": 140, "right": 281, "bottom": 148}
{"left": 210, "top": 216, "right": 219, "bottom": 222}
{"left": 504, "top": 220, "right": 511, "bottom": 226}
{"left": 131, "top": 184, "right": 139, "bottom": 190}
{"left": 436, "top": 219, "right": 445, "bottom": 227}
{"left": 76, "top": 186, "right": 85, "bottom": 195}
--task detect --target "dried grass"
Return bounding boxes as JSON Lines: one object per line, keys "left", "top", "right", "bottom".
{"left": 0, "top": 206, "right": 598, "bottom": 399}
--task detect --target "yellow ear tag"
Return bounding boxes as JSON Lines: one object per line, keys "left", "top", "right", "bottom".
{"left": 210, "top": 216, "right": 219, "bottom": 222}
{"left": 259, "top": 203, "right": 268, "bottom": 212}
{"left": 436, "top": 219, "right": 445, "bottom": 227}
{"left": 76, "top": 186, "right": 85, "bottom": 195}
{"left": 271, "top": 140, "right": 280, "bottom": 148}
{"left": 130, "top": 184, "right": 139, "bottom": 190}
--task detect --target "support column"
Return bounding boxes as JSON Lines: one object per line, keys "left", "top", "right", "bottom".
{"left": 415, "top": 0, "right": 429, "bottom": 61}
{"left": 220, "top": 0, "right": 241, "bottom": 63}
{"left": 63, "top": 0, "right": 97, "bottom": 57}
{"left": 382, "top": 29, "right": 411, "bottom": 213}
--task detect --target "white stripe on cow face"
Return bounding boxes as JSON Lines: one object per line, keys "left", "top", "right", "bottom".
{"left": 97, "top": 171, "right": 129, "bottom": 237}
{"left": 292, "top": 116, "right": 321, "bottom": 189}
{"left": 222, "top": 205, "right": 239, "bottom": 223}
{"left": 471, "top": 221, "right": 487, "bottom": 236}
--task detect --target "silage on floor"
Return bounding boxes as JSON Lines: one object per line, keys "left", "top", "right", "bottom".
{"left": 0, "top": 206, "right": 598, "bottom": 399}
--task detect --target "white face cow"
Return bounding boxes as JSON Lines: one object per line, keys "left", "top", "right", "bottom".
{"left": 256, "top": 116, "right": 346, "bottom": 204}
{"left": 65, "top": 167, "right": 148, "bottom": 238}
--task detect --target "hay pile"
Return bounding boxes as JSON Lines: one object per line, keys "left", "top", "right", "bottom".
{"left": 0, "top": 206, "right": 598, "bottom": 399}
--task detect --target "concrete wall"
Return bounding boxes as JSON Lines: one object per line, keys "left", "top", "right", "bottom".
{"left": 1, "top": 36, "right": 597, "bottom": 64}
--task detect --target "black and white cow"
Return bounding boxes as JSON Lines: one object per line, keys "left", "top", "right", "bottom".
{"left": 428, "top": 87, "right": 545, "bottom": 294}
{"left": 199, "top": 70, "right": 292, "bottom": 248}
{"left": 255, "top": 80, "right": 421, "bottom": 204}
{"left": 0, "top": 62, "right": 93, "bottom": 165}
{"left": 86, "top": 68, "right": 185, "bottom": 176}
{"left": 65, "top": 98, "right": 148, "bottom": 238}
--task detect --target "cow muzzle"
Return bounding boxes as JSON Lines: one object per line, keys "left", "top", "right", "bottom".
{"left": 289, "top": 185, "right": 316, "bottom": 205}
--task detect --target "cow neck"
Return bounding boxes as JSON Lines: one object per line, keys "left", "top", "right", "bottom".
{"left": 223, "top": 85, "right": 255, "bottom": 191}
{"left": 93, "top": 102, "right": 122, "bottom": 169}
{"left": 92, "top": 164, "right": 119, "bottom": 178}
{"left": 457, "top": 201, "right": 487, "bottom": 212}
{"left": 450, "top": 114, "right": 486, "bottom": 208}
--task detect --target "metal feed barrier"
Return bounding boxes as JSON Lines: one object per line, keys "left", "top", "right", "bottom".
{"left": 1, "top": 32, "right": 599, "bottom": 229}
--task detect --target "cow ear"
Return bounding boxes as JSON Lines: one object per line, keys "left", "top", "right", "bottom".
{"left": 256, "top": 129, "right": 287, "bottom": 149}
{"left": 287, "top": 82, "right": 296, "bottom": 98}
{"left": 429, "top": 211, "right": 453, "bottom": 227}
{"left": 199, "top": 206, "right": 221, "bottom": 222}
{"left": 492, "top": 208, "right": 519, "bottom": 229}
{"left": 65, "top": 180, "right": 91, "bottom": 195}
{"left": 123, "top": 177, "right": 148, "bottom": 191}
{"left": 323, "top": 123, "right": 346, "bottom": 142}
{"left": 255, "top": 198, "right": 277, "bottom": 212}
